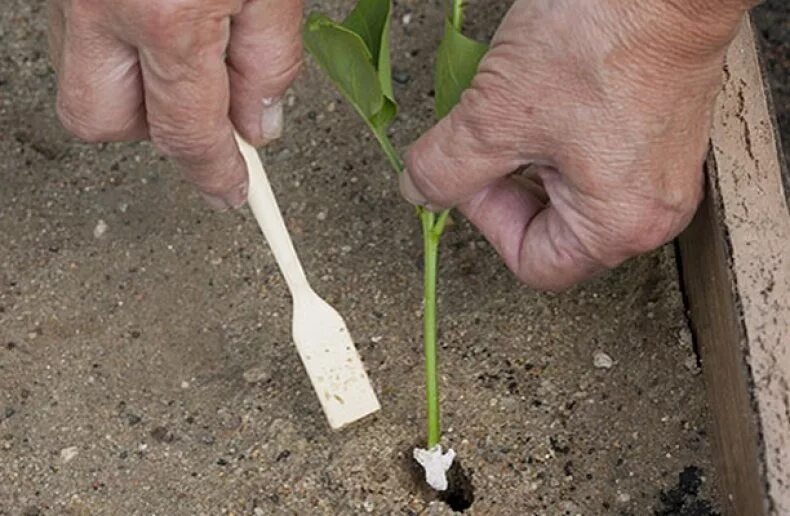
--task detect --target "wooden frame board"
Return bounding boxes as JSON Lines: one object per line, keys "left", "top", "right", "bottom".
{"left": 677, "top": 16, "right": 789, "bottom": 516}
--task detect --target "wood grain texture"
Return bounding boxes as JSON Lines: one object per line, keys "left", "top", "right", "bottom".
{"left": 678, "top": 16, "right": 790, "bottom": 516}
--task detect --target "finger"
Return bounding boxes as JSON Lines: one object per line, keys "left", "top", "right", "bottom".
{"left": 136, "top": 14, "right": 248, "bottom": 209}
{"left": 458, "top": 171, "right": 604, "bottom": 291}
{"left": 513, "top": 164, "right": 549, "bottom": 204}
{"left": 52, "top": 1, "right": 147, "bottom": 142}
{"left": 402, "top": 67, "right": 544, "bottom": 208}
{"left": 228, "top": 0, "right": 303, "bottom": 146}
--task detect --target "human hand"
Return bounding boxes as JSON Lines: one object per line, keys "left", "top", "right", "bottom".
{"left": 48, "top": 0, "right": 303, "bottom": 210}
{"left": 401, "top": 0, "right": 756, "bottom": 290}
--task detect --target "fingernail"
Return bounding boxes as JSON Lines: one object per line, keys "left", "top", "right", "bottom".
{"left": 200, "top": 192, "right": 230, "bottom": 212}
{"left": 260, "top": 97, "right": 283, "bottom": 143}
{"left": 228, "top": 181, "right": 249, "bottom": 210}
{"left": 399, "top": 169, "right": 429, "bottom": 206}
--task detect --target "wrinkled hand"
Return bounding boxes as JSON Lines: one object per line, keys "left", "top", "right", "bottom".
{"left": 401, "top": 0, "right": 755, "bottom": 290}
{"left": 48, "top": 0, "right": 303, "bottom": 209}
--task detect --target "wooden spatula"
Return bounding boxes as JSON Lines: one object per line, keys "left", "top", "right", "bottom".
{"left": 235, "top": 133, "right": 380, "bottom": 429}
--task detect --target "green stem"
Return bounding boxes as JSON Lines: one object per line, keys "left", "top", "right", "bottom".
{"left": 433, "top": 209, "right": 451, "bottom": 236}
{"left": 421, "top": 208, "right": 442, "bottom": 448}
{"left": 451, "top": 0, "right": 463, "bottom": 30}
{"left": 373, "top": 127, "right": 404, "bottom": 173}
{"left": 369, "top": 120, "right": 449, "bottom": 449}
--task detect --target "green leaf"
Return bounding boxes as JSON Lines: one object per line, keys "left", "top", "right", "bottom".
{"left": 342, "top": 0, "right": 396, "bottom": 130}
{"left": 303, "top": 13, "right": 384, "bottom": 120}
{"left": 434, "top": 18, "right": 488, "bottom": 119}
{"left": 373, "top": 4, "right": 395, "bottom": 122}
{"left": 342, "top": 0, "right": 388, "bottom": 68}
{"left": 303, "top": 0, "right": 396, "bottom": 133}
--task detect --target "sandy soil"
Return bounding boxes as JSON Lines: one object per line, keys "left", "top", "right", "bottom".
{"left": 7, "top": 0, "right": 780, "bottom": 514}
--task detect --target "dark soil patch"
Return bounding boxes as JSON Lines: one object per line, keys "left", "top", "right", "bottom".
{"left": 439, "top": 459, "right": 474, "bottom": 512}
{"left": 655, "top": 466, "right": 719, "bottom": 516}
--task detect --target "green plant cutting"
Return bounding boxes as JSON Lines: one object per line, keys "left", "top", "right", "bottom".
{"left": 303, "top": 0, "right": 486, "bottom": 490}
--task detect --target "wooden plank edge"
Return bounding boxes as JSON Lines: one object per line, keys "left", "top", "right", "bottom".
{"left": 750, "top": 18, "right": 789, "bottom": 206}
{"left": 677, "top": 15, "right": 790, "bottom": 516}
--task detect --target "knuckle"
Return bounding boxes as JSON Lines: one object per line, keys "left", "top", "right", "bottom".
{"left": 576, "top": 208, "right": 670, "bottom": 267}
{"left": 266, "top": 50, "right": 303, "bottom": 90}
{"left": 622, "top": 172, "right": 704, "bottom": 255}
{"left": 150, "top": 125, "right": 222, "bottom": 162}
{"left": 236, "top": 54, "right": 302, "bottom": 99}
{"left": 149, "top": 125, "right": 240, "bottom": 195}
{"left": 56, "top": 96, "right": 106, "bottom": 143}
{"left": 150, "top": 131, "right": 241, "bottom": 196}
{"left": 586, "top": 160, "right": 705, "bottom": 263}
{"left": 136, "top": 0, "right": 231, "bottom": 49}
{"left": 620, "top": 219, "right": 673, "bottom": 255}
{"left": 137, "top": 3, "right": 190, "bottom": 46}
{"left": 614, "top": 199, "right": 696, "bottom": 257}
{"left": 511, "top": 217, "right": 604, "bottom": 292}
{"left": 56, "top": 91, "right": 139, "bottom": 142}
{"left": 667, "top": 164, "right": 706, "bottom": 214}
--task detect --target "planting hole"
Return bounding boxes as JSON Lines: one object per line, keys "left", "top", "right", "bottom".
{"left": 407, "top": 446, "right": 475, "bottom": 512}
{"left": 439, "top": 459, "right": 474, "bottom": 511}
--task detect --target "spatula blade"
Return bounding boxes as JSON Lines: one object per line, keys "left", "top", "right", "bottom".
{"left": 292, "top": 290, "right": 381, "bottom": 429}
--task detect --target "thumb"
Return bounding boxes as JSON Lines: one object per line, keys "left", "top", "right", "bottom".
{"left": 228, "top": 0, "right": 303, "bottom": 147}
{"left": 401, "top": 83, "right": 528, "bottom": 208}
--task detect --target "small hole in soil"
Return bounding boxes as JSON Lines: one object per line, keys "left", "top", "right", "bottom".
{"left": 439, "top": 460, "right": 474, "bottom": 512}
{"left": 406, "top": 444, "right": 475, "bottom": 512}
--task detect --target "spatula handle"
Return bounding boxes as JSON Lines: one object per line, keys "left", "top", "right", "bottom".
{"left": 235, "top": 133, "right": 309, "bottom": 295}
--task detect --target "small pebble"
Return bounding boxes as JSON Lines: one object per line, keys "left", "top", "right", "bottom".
{"left": 558, "top": 500, "right": 581, "bottom": 514}
{"left": 617, "top": 492, "right": 631, "bottom": 504}
{"left": 93, "top": 219, "right": 108, "bottom": 239}
{"left": 593, "top": 351, "right": 614, "bottom": 369}
{"left": 180, "top": 380, "right": 190, "bottom": 389}
{"left": 60, "top": 446, "right": 79, "bottom": 463}
{"left": 392, "top": 68, "right": 411, "bottom": 85}
{"left": 243, "top": 366, "right": 270, "bottom": 384}
{"left": 150, "top": 426, "right": 174, "bottom": 443}
{"left": 326, "top": 101, "right": 336, "bottom": 112}
{"left": 402, "top": 13, "right": 412, "bottom": 25}
{"left": 678, "top": 326, "right": 693, "bottom": 347}
{"left": 684, "top": 355, "right": 700, "bottom": 374}
{"left": 316, "top": 211, "right": 327, "bottom": 221}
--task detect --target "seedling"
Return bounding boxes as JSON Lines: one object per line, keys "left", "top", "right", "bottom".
{"left": 304, "top": 0, "right": 487, "bottom": 490}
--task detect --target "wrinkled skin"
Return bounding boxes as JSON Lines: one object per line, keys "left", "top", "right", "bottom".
{"left": 401, "top": 0, "right": 756, "bottom": 291}
{"left": 48, "top": 0, "right": 303, "bottom": 210}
